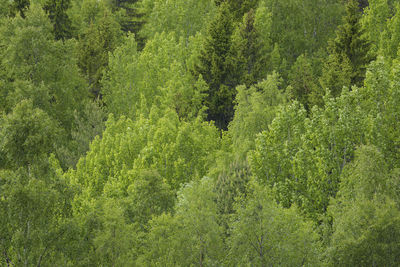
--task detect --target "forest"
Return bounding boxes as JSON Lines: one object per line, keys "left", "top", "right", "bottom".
{"left": 1, "top": 0, "right": 400, "bottom": 265}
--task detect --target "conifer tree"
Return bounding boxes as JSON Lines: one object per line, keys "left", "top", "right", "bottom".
{"left": 193, "top": 2, "right": 235, "bottom": 129}
{"left": 111, "top": 0, "right": 146, "bottom": 48}
{"left": 10, "top": 0, "right": 29, "bottom": 18}
{"left": 320, "top": 0, "right": 373, "bottom": 96}
{"left": 287, "top": 54, "right": 320, "bottom": 110}
{"left": 215, "top": 0, "right": 259, "bottom": 20}
{"left": 228, "top": 8, "right": 269, "bottom": 88}
{"left": 43, "top": 0, "right": 73, "bottom": 40}
{"left": 77, "top": 10, "right": 123, "bottom": 98}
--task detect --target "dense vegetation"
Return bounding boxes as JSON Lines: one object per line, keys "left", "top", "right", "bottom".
{"left": 2, "top": 0, "right": 400, "bottom": 265}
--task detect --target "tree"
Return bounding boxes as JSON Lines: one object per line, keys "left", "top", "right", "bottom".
{"left": 43, "top": 0, "right": 73, "bottom": 40}
{"left": 0, "top": 4, "right": 87, "bottom": 131}
{"left": 328, "top": 197, "right": 400, "bottom": 266}
{"left": 0, "top": 100, "right": 60, "bottom": 168}
{"left": 379, "top": 2, "right": 400, "bottom": 61}
{"left": 0, "top": 156, "right": 77, "bottom": 266}
{"left": 320, "top": 0, "right": 374, "bottom": 95}
{"left": 138, "top": 177, "right": 224, "bottom": 266}
{"left": 257, "top": 0, "right": 344, "bottom": 69}
{"left": 361, "top": 0, "right": 394, "bottom": 54}
{"left": 102, "top": 32, "right": 207, "bottom": 120}
{"left": 228, "top": 8, "right": 271, "bottom": 88}
{"left": 77, "top": 9, "right": 123, "bottom": 98}
{"left": 10, "top": 0, "right": 30, "bottom": 18}
{"left": 193, "top": 2, "right": 235, "bottom": 129}
{"left": 319, "top": 49, "right": 353, "bottom": 97}
{"left": 140, "top": 0, "right": 216, "bottom": 42}
{"left": 327, "top": 146, "right": 400, "bottom": 266}
{"left": 287, "top": 54, "right": 321, "bottom": 110}
{"left": 229, "top": 72, "right": 284, "bottom": 156}
{"left": 124, "top": 169, "right": 174, "bottom": 228}
{"left": 111, "top": 0, "right": 146, "bottom": 44}
{"left": 249, "top": 102, "right": 307, "bottom": 208}
{"left": 227, "top": 180, "right": 320, "bottom": 266}
{"left": 216, "top": 0, "right": 259, "bottom": 20}
{"left": 0, "top": 0, "right": 11, "bottom": 18}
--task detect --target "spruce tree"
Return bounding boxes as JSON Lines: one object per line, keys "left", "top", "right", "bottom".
{"left": 228, "top": 8, "right": 268, "bottom": 88}
{"left": 77, "top": 10, "right": 123, "bottom": 98}
{"left": 10, "top": 0, "right": 29, "bottom": 18}
{"left": 320, "top": 0, "right": 373, "bottom": 96}
{"left": 193, "top": 2, "right": 235, "bottom": 129}
{"left": 43, "top": 0, "right": 73, "bottom": 40}
{"left": 111, "top": 0, "right": 146, "bottom": 49}
{"left": 287, "top": 54, "right": 320, "bottom": 110}
{"left": 194, "top": 3, "right": 269, "bottom": 130}
{"left": 215, "top": 0, "right": 259, "bottom": 20}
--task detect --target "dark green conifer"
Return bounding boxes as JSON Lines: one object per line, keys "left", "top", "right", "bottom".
{"left": 320, "top": 0, "right": 373, "bottom": 96}
{"left": 43, "top": 0, "right": 73, "bottom": 40}
{"left": 10, "top": 0, "right": 29, "bottom": 18}
{"left": 228, "top": 8, "right": 268, "bottom": 88}
{"left": 111, "top": 0, "right": 146, "bottom": 49}
{"left": 287, "top": 54, "right": 320, "bottom": 110}
{"left": 215, "top": 0, "right": 259, "bottom": 20}
{"left": 193, "top": 2, "right": 234, "bottom": 129}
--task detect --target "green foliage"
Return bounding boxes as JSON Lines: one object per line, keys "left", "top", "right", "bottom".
{"left": 193, "top": 2, "right": 235, "bottom": 129}
{"left": 0, "top": 4, "right": 87, "bottom": 131}
{"left": 10, "top": 0, "right": 30, "bottom": 18}
{"left": 43, "top": 0, "right": 72, "bottom": 40}
{"left": 108, "top": 0, "right": 146, "bottom": 48}
{"left": 363, "top": 56, "right": 400, "bottom": 166}
{"left": 136, "top": 110, "right": 221, "bottom": 191}
{"left": 0, "top": 100, "right": 60, "bottom": 167}
{"left": 319, "top": 49, "right": 352, "bottom": 97}
{"left": 60, "top": 99, "right": 107, "bottom": 168}
{"left": 70, "top": 110, "right": 220, "bottom": 202}
{"left": 287, "top": 54, "right": 322, "bottom": 109}
{"left": 124, "top": 169, "right": 174, "bottom": 227}
{"left": 379, "top": 2, "right": 400, "bottom": 61}
{"left": 216, "top": 0, "right": 260, "bottom": 20}
{"left": 258, "top": 0, "right": 344, "bottom": 67}
{"left": 327, "top": 146, "right": 400, "bottom": 266}
{"left": 77, "top": 9, "right": 123, "bottom": 98}
{"left": 361, "top": 0, "right": 394, "bottom": 54}
{"left": 229, "top": 72, "right": 284, "bottom": 156}
{"left": 251, "top": 87, "right": 371, "bottom": 219}
{"left": 227, "top": 180, "right": 320, "bottom": 266}
{"left": 214, "top": 159, "right": 251, "bottom": 226}
{"left": 140, "top": 0, "right": 216, "bottom": 41}
{"left": 321, "top": 0, "right": 374, "bottom": 95}
{"left": 328, "top": 197, "right": 400, "bottom": 266}
{"left": 100, "top": 33, "right": 139, "bottom": 118}
{"left": 4, "top": 0, "right": 400, "bottom": 265}
{"left": 0, "top": 156, "right": 77, "bottom": 266}
{"left": 228, "top": 8, "right": 271, "bottom": 88}
{"left": 250, "top": 102, "right": 307, "bottom": 208}
{"left": 138, "top": 177, "right": 224, "bottom": 266}
{"left": 0, "top": 0, "right": 11, "bottom": 18}
{"left": 69, "top": 114, "right": 146, "bottom": 201}
{"left": 102, "top": 32, "right": 207, "bottom": 120}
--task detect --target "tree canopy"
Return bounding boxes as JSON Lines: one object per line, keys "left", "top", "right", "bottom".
{"left": 2, "top": 0, "right": 400, "bottom": 265}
